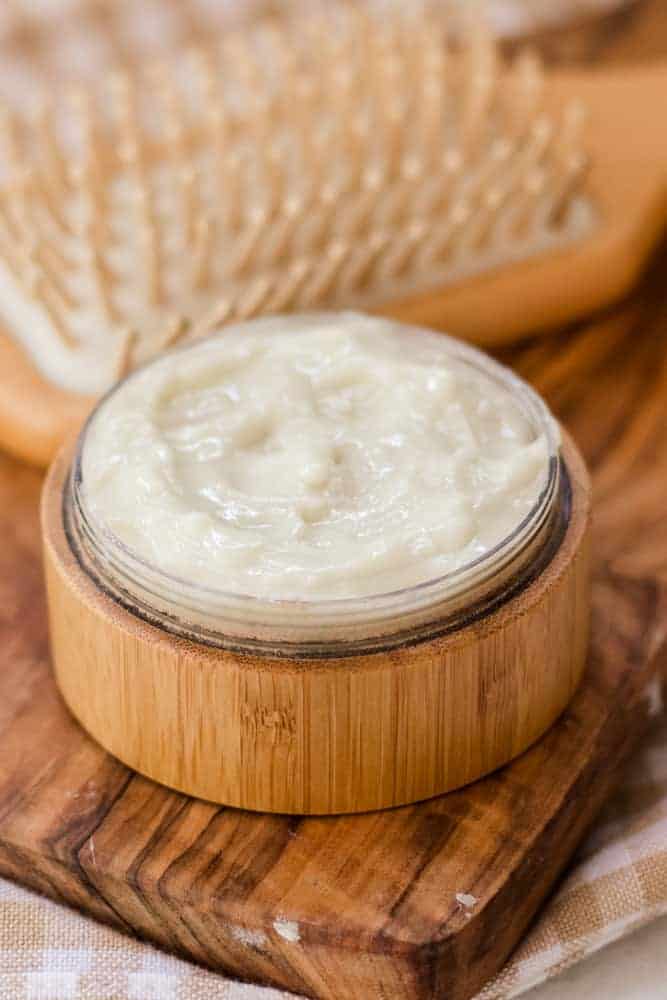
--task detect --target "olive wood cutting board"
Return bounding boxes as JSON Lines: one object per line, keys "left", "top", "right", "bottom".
{"left": 1, "top": 241, "right": 667, "bottom": 998}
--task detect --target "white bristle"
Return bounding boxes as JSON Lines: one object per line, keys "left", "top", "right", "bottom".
{"left": 0, "top": 4, "right": 594, "bottom": 396}
{"left": 115, "top": 326, "right": 138, "bottom": 378}
{"left": 189, "top": 295, "right": 232, "bottom": 341}
{"left": 268, "top": 258, "right": 310, "bottom": 312}
{"left": 190, "top": 214, "right": 213, "bottom": 291}
{"left": 159, "top": 313, "right": 187, "bottom": 350}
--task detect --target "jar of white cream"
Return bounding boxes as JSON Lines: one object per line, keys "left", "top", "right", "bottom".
{"left": 42, "top": 312, "right": 591, "bottom": 814}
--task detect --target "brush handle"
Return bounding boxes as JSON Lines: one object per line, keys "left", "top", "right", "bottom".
{"left": 384, "top": 63, "right": 667, "bottom": 342}
{"left": 0, "top": 334, "right": 91, "bottom": 468}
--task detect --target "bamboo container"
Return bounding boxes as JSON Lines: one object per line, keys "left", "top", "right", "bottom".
{"left": 42, "top": 428, "right": 591, "bottom": 815}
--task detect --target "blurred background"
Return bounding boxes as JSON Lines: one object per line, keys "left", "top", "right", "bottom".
{"left": 0, "top": 0, "right": 664, "bottom": 113}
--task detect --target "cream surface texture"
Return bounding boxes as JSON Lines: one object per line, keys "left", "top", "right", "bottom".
{"left": 80, "top": 313, "right": 552, "bottom": 601}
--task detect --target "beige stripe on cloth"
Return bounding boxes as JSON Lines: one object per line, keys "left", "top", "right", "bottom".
{"left": 1, "top": 717, "right": 666, "bottom": 1000}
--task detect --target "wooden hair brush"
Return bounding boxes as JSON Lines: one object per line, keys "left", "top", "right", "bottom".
{"left": 0, "top": 4, "right": 664, "bottom": 467}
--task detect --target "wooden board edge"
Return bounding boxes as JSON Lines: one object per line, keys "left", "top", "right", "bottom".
{"left": 427, "top": 570, "right": 667, "bottom": 999}
{"left": 0, "top": 568, "right": 662, "bottom": 1000}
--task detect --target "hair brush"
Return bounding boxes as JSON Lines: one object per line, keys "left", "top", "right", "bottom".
{"left": 0, "top": 4, "right": 664, "bottom": 467}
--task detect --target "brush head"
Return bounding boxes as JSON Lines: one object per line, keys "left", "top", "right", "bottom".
{"left": 0, "top": 4, "right": 593, "bottom": 396}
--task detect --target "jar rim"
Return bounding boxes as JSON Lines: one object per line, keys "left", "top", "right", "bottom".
{"left": 67, "top": 313, "right": 563, "bottom": 651}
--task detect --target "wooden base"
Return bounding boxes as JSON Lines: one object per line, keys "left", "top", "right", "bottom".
{"left": 0, "top": 446, "right": 662, "bottom": 999}
{"left": 42, "top": 435, "right": 591, "bottom": 816}
{"left": 2, "top": 222, "right": 667, "bottom": 997}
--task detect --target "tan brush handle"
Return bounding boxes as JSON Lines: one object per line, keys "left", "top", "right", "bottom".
{"left": 0, "top": 335, "right": 92, "bottom": 468}
{"left": 384, "top": 63, "right": 667, "bottom": 342}
{"left": 1, "top": 64, "right": 666, "bottom": 469}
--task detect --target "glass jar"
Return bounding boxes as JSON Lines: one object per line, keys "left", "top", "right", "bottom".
{"left": 64, "top": 324, "right": 565, "bottom": 658}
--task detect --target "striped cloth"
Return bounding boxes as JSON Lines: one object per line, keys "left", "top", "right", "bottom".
{"left": 1, "top": 715, "right": 666, "bottom": 1000}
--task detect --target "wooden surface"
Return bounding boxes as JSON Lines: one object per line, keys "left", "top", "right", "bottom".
{"left": 0, "top": 449, "right": 660, "bottom": 997}
{"left": 0, "top": 242, "right": 665, "bottom": 994}
{"left": 0, "top": 6, "right": 666, "bottom": 997}
{"left": 42, "top": 437, "right": 591, "bottom": 816}
{"left": 533, "top": 0, "right": 667, "bottom": 65}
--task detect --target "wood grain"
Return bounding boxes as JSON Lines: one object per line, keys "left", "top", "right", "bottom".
{"left": 0, "top": 463, "right": 662, "bottom": 998}
{"left": 0, "top": 237, "right": 666, "bottom": 993}
{"left": 41, "top": 437, "right": 591, "bottom": 815}
{"left": 0, "top": 7, "right": 666, "bottom": 992}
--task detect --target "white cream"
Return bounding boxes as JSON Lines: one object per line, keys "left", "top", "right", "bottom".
{"left": 80, "top": 312, "right": 554, "bottom": 601}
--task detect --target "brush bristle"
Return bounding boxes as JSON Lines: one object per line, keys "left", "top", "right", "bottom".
{"left": 0, "top": 3, "right": 593, "bottom": 394}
